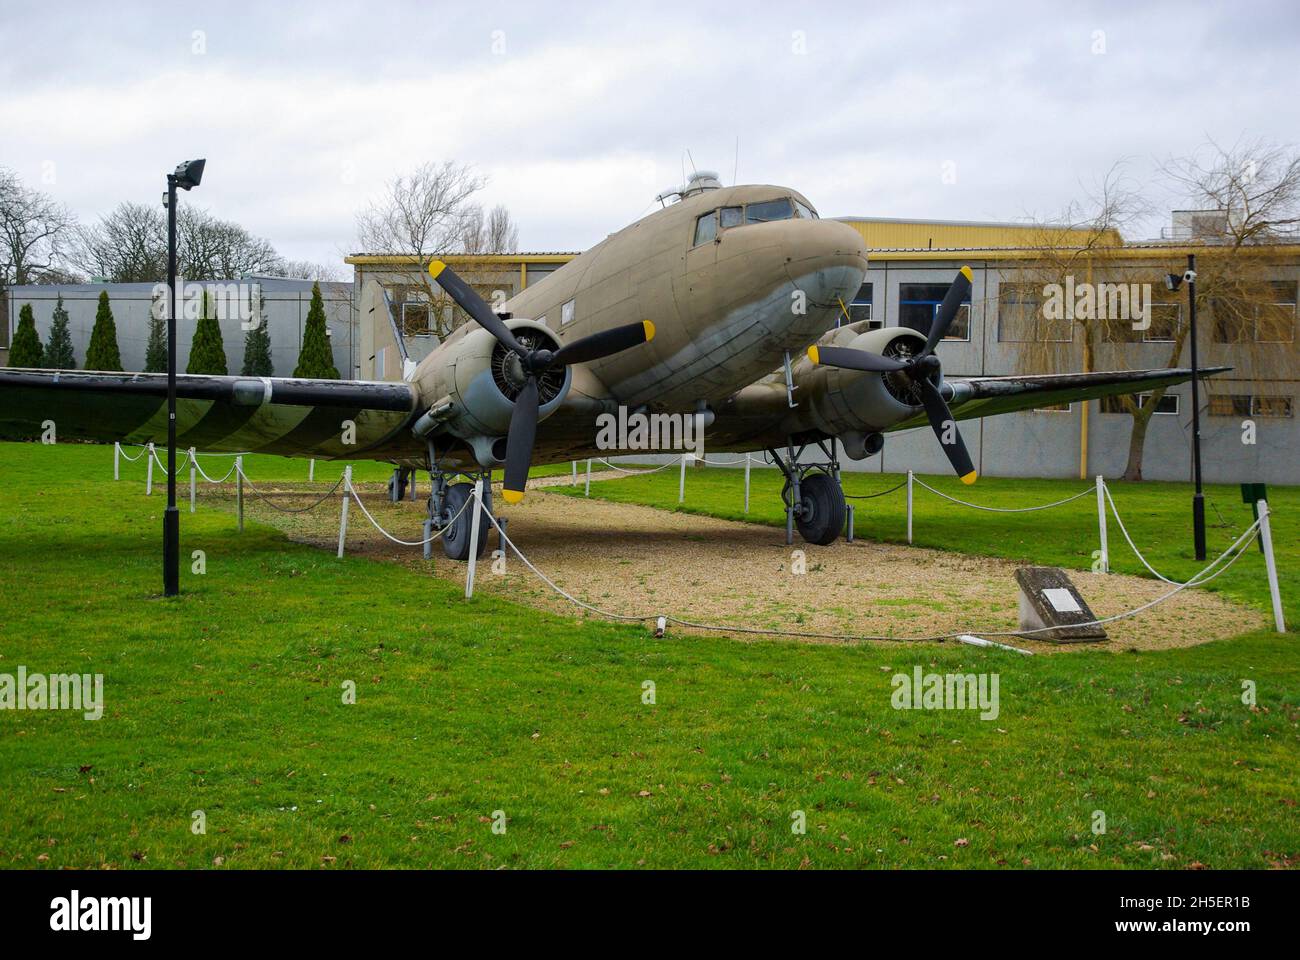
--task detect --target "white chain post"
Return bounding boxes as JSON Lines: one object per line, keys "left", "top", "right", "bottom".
{"left": 1096, "top": 475, "right": 1109, "bottom": 573}
{"left": 113, "top": 442, "right": 120, "bottom": 480}
{"left": 145, "top": 443, "right": 155, "bottom": 495}
{"left": 571, "top": 460, "right": 578, "bottom": 487}
{"left": 337, "top": 465, "right": 352, "bottom": 558}
{"left": 189, "top": 448, "right": 197, "bottom": 513}
{"left": 1257, "top": 500, "right": 1286, "bottom": 633}
{"left": 308, "top": 459, "right": 315, "bottom": 482}
{"left": 465, "top": 478, "right": 485, "bottom": 599}
{"left": 679, "top": 454, "right": 690, "bottom": 503}
{"left": 585, "top": 458, "right": 592, "bottom": 496}
{"left": 906, "top": 470, "right": 914, "bottom": 544}
{"left": 744, "top": 453, "right": 751, "bottom": 514}
{"left": 236, "top": 455, "right": 244, "bottom": 532}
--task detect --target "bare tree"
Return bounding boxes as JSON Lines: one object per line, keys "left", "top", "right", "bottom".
{"left": 1162, "top": 138, "right": 1300, "bottom": 243}
{"left": 266, "top": 259, "right": 342, "bottom": 282}
{"left": 0, "top": 167, "right": 78, "bottom": 287}
{"left": 75, "top": 202, "right": 282, "bottom": 282}
{"left": 355, "top": 162, "right": 528, "bottom": 339}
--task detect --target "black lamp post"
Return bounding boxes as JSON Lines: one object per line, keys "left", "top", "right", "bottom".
{"left": 163, "top": 158, "right": 205, "bottom": 597}
{"left": 1166, "top": 252, "right": 1206, "bottom": 561}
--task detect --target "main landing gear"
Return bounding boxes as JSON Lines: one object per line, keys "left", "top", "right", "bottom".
{"left": 767, "top": 439, "right": 849, "bottom": 546}
{"left": 422, "top": 441, "right": 496, "bottom": 561}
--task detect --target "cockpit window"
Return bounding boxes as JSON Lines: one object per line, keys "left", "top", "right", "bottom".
{"left": 793, "top": 199, "right": 818, "bottom": 219}
{"left": 693, "top": 211, "right": 718, "bottom": 246}
{"left": 719, "top": 206, "right": 743, "bottom": 229}
{"left": 746, "top": 198, "right": 794, "bottom": 224}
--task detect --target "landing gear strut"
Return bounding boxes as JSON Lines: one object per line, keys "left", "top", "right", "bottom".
{"left": 767, "top": 439, "right": 848, "bottom": 546}
{"left": 424, "top": 440, "right": 494, "bottom": 561}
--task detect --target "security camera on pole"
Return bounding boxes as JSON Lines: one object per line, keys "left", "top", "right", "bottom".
{"left": 1165, "top": 254, "right": 1206, "bottom": 562}
{"left": 162, "top": 158, "right": 205, "bottom": 597}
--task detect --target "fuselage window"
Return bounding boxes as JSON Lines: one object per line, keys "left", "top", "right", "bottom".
{"left": 719, "top": 206, "right": 743, "bottom": 229}
{"left": 746, "top": 198, "right": 794, "bottom": 224}
{"left": 793, "top": 199, "right": 818, "bottom": 220}
{"left": 561, "top": 299, "right": 575, "bottom": 325}
{"left": 693, "top": 211, "right": 718, "bottom": 246}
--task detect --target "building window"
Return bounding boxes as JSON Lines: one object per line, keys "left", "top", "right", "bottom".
{"left": 401, "top": 301, "right": 431, "bottom": 337}
{"left": 839, "top": 282, "right": 873, "bottom": 327}
{"left": 524, "top": 264, "right": 559, "bottom": 288}
{"left": 1258, "top": 281, "right": 1297, "bottom": 343}
{"left": 1252, "top": 396, "right": 1294, "bottom": 418}
{"left": 1143, "top": 302, "right": 1181, "bottom": 343}
{"left": 561, "top": 299, "right": 575, "bottom": 325}
{"left": 996, "top": 282, "right": 1071, "bottom": 342}
{"left": 1209, "top": 394, "right": 1294, "bottom": 418}
{"left": 1101, "top": 393, "right": 1179, "bottom": 415}
{"left": 900, "top": 282, "right": 970, "bottom": 340}
{"left": 693, "top": 211, "right": 717, "bottom": 246}
{"left": 1212, "top": 280, "right": 1297, "bottom": 343}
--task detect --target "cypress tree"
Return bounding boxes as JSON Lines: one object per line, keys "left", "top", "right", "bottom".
{"left": 293, "top": 282, "right": 339, "bottom": 379}
{"left": 240, "top": 288, "right": 273, "bottom": 376}
{"left": 44, "top": 294, "right": 76, "bottom": 369}
{"left": 186, "top": 290, "right": 228, "bottom": 375}
{"left": 8, "top": 303, "right": 43, "bottom": 367}
{"left": 84, "top": 290, "right": 123, "bottom": 371}
{"left": 144, "top": 308, "right": 167, "bottom": 373}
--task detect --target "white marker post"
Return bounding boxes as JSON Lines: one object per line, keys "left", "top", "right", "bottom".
{"left": 308, "top": 459, "right": 315, "bottom": 482}
{"left": 571, "top": 461, "right": 578, "bottom": 487}
{"left": 236, "top": 456, "right": 245, "bottom": 532}
{"left": 744, "top": 454, "right": 751, "bottom": 514}
{"left": 679, "top": 454, "right": 693, "bottom": 503}
{"left": 189, "top": 448, "right": 197, "bottom": 513}
{"left": 585, "top": 459, "right": 592, "bottom": 497}
{"left": 465, "top": 478, "right": 485, "bottom": 599}
{"left": 906, "top": 470, "right": 914, "bottom": 544}
{"left": 113, "top": 442, "right": 121, "bottom": 480}
{"left": 337, "top": 466, "right": 352, "bottom": 558}
{"left": 1096, "top": 476, "right": 1109, "bottom": 573}
{"left": 146, "top": 443, "right": 155, "bottom": 495}
{"left": 1257, "top": 500, "right": 1286, "bottom": 633}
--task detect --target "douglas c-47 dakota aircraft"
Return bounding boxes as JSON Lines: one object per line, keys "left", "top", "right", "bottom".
{"left": 0, "top": 171, "right": 1223, "bottom": 560}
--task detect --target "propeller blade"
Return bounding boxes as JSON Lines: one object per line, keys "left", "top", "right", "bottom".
{"left": 428, "top": 260, "right": 525, "bottom": 356}
{"left": 551, "top": 320, "right": 656, "bottom": 367}
{"left": 924, "top": 266, "right": 973, "bottom": 355}
{"left": 501, "top": 376, "right": 539, "bottom": 503}
{"left": 916, "top": 378, "right": 977, "bottom": 484}
{"left": 806, "top": 344, "right": 908, "bottom": 373}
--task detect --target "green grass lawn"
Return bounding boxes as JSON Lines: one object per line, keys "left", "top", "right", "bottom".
{"left": 0, "top": 442, "right": 1296, "bottom": 870}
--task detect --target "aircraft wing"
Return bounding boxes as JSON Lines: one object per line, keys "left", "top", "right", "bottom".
{"left": 0, "top": 369, "right": 421, "bottom": 460}
{"left": 887, "top": 366, "right": 1229, "bottom": 431}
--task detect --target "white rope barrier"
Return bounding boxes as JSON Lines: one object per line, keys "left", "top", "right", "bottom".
{"left": 342, "top": 474, "right": 472, "bottom": 547}
{"left": 594, "top": 456, "right": 683, "bottom": 475}
{"left": 465, "top": 497, "right": 1268, "bottom": 648}
{"left": 911, "top": 475, "right": 1097, "bottom": 513}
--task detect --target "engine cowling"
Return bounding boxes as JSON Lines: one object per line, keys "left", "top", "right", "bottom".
{"left": 415, "top": 319, "right": 572, "bottom": 463}
{"left": 809, "top": 326, "right": 938, "bottom": 437}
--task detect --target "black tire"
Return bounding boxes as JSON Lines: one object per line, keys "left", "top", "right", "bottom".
{"left": 794, "top": 472, "right": 846, "bottom": 546}
{"left": 441, "top": 482, "right": 493, "bottom": 561}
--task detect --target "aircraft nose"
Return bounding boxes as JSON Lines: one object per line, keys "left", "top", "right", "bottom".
{"left": 783, "top": 219, "right": 869, "bottom": 308}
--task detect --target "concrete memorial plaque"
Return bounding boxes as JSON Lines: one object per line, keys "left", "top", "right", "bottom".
{"left": 1014, "top": 566, "right": 1107, "bottom": 643}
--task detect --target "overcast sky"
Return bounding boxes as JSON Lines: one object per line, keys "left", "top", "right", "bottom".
{"left": 2, "top": 0, "right": 1297, "bottom": 271}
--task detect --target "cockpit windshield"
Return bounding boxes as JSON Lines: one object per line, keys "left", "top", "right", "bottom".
{"left": 745, "top": 198, "right": 794, "bottom": 224}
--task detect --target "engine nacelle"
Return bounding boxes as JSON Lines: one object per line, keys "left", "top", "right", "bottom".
{"left": 414, "top": 319, "right": 571, "bottom": 463}
{"left": 808, "top": 326, "right": 937, "bottom": 437}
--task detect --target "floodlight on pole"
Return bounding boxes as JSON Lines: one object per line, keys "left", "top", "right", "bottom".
{"left": 163, "top": 158, "right": 205, "bottom": 597}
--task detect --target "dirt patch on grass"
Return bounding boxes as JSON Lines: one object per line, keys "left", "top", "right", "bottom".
{"left": 221, "top": 478, "right": 1265, "bottom": 654}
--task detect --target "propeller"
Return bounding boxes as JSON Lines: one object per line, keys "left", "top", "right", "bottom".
{"left": 807, "top": 266, "right": 977, "bottom": 485}
{"left": 428, "top": 259, "right": 655, "bottom": 503}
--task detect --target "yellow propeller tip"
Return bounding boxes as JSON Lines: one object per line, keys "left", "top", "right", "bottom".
{"left": 501, "top": 488, "right": 525, "bottom": 504}
{"left": 959, "top": 265, "right": 973, "bottom": 282}
{"left": 428, "top": 259, "right": 447, "bottom": 279}
{"left": 642, "top": 319, "right": 656, "bottom": 342}
{"left": 960, "top": 470, "right": 978, "bottom": 485}
{"left": 807, "top": 345, "right": 821, "bottom": 365}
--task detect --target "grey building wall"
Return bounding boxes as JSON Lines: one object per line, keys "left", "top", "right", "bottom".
{"left": 4, "top": 278, "right": 357, "bottom": 379}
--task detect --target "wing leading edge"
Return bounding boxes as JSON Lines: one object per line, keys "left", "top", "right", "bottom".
{"left": 0, "top": 369, "right": 420, "bottom": 460}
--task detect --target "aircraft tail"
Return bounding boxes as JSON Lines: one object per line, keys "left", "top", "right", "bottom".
{"left": 359, "top": 280, "right": 415, "bottom": 382}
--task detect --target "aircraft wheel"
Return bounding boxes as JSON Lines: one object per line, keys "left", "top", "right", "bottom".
{"left": 388, "top": 468, "right": 409, "bottom": 502}
{"left": 794, "top": 472, "right": 846, "bottom": 546}
{"left": 441, "top": 481, "right": 492, "bottom": 561}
